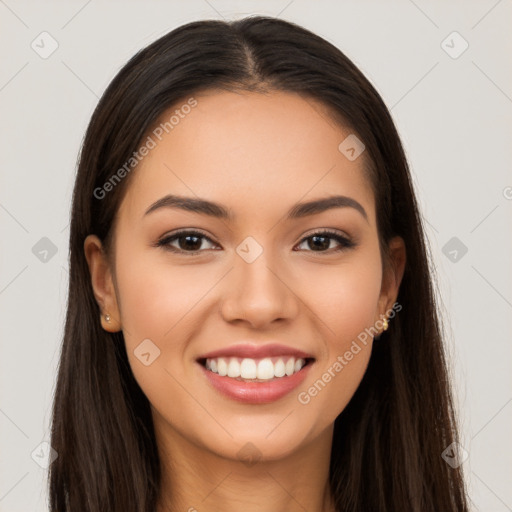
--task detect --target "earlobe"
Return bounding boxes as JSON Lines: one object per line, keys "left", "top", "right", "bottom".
{"left": 83, "top": 234, "right": 122, "bottom": 332}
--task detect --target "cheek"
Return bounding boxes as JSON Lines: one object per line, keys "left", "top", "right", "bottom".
{"left": 294, "top": 253, "right": 382, "bottom": 421}
{"left": 113, "top": 251, "right": 207, "bottom": 424}
{"left": 114, "top": 248, "right": 220, "bottom": 395}
{"left": 333, "top": 263, "right": 382, "bottom": 338}
{"left": 296, "top": 253, "right": 383, "bottom": 346}
{"left": 115, "top": 247, "right": 214, "bottom": 342}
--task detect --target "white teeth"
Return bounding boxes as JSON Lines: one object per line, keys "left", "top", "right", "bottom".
{"left": 217, "top": 357, "right": 228, "bottom": 376}
{"left": 285, "top": 358, "right": 295, "bottom": 376}
{"left": 227, "top": 358, "right": 240, "bottom": 378}
{"left": 257, "top": 358, "right": 274, "bottom": 380}
{"left": 274, "top": 358, "right": 285, "bottom": 377}
{"left": 204, "top": 356, "right": 308, "bottom": 380}
{"left": 240, "top": 358, "right": 257, "bottom": 379}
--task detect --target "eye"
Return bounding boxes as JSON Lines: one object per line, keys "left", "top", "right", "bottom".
{"left": 155, "top": 230, "right": 219, "bottom": 255}
{"left": 295, "top": 230, "right": 355, "bottom": 253}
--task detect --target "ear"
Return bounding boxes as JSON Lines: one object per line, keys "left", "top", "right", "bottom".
{"left": 375, "top": 236, "right": 406, "bottom": 332}
{"left": 84, "top": 234, "right": 122, "bottom": 332}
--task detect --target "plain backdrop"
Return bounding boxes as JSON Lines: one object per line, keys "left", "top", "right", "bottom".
{"left": 1, "top": 1, "right": 511, "bottom": 511}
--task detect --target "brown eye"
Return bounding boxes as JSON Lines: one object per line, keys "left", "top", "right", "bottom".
{"left": 295, "top": 230, "right": 355, "bottom": 253}
{"left": 156, "top": 230, "right": 218, "bottom": 254}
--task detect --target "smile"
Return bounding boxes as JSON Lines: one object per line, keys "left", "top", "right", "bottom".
{"left": 196, "top": 344, "right": 315, "bottom": 404}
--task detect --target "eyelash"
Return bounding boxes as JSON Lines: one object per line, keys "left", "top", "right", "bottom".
{"left": 155, "top": 229, "right": 356, "bottom": 256}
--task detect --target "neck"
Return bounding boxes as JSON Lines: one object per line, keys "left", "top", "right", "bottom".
{"left": 154, "top": 419, "right": 336, "bottom": 512}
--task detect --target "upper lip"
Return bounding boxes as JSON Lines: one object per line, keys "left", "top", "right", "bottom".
{"left": 197, "top": 343, "right": 315, "bottom": 361}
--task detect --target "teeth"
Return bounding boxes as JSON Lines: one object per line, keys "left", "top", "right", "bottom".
{"left": 257, "top": 358, "right": 274, "bottom": 380}
{"left": 205, "top": 356, "right": 307, "bottom": 380}
{"left": 240, "top": 358, "right": 257, "bottom": 379}
{"left": 217, "top": 357, "right": 228, "bottom": 376}
{"left": 227, "top": 358, "right": 240, "bottom": 378}
{"left": 285, "top": 358, "right": 295, "bottom": 376}
{"left": 274, "top": 358, "right": 285, "bottom": 377}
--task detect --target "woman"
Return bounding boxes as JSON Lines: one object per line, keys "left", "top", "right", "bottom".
{"left": 48, "top": 15, "right": 470, "bottom": 512}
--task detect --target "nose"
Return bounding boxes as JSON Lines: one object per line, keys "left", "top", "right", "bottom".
{"left": 219, "top": 252, "right": 299, "bottom": 329}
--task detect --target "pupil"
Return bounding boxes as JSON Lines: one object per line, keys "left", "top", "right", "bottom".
{"left": 310, "top": 235, "right": 329, "bottom": 251}
{"left": 180, "top": 235, "right": 201, "bottom": 251}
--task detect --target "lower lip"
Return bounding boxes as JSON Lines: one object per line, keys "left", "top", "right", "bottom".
{"left": 199, "top": 362, "right": 313, "bottom": 404}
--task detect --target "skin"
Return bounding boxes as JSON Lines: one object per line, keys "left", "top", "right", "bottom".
{"left": 85, "top": 89, "right": 406, "bottom": 512}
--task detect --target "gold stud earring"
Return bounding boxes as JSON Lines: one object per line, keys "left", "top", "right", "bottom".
{"left": 382, "top": 317, "right": 389, "bottom": 331}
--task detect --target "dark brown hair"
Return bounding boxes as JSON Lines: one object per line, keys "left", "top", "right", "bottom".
{"left": 49, "top": 15, "right": 469, "bottom": 511}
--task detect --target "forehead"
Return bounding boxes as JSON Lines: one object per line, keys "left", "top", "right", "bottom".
{"left": 119, "top": 89, "right": 375, "bottom": 226}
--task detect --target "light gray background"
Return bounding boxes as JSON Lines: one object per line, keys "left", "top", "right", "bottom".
{"left": 1, "top": 1, "right": 511, "bottom": 511}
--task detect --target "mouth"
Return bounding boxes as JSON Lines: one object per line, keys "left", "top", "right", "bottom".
{"left": 195, "top": 345, "right": 316, "bottom": 404}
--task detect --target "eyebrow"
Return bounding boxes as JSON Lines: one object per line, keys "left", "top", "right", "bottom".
{"left": 144, "top": 194, "right": 368, "bottom": 223}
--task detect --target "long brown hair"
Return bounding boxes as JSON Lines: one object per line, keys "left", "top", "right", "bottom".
{"left": 49, "top": 16, "right": 469, "bottom": 511}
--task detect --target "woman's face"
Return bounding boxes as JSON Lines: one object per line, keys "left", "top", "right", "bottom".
{"left": 86, "top": 89, "right": 404, "bottom": 463}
